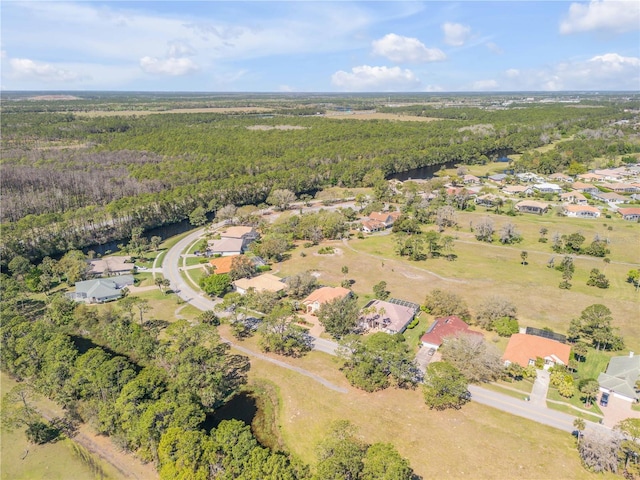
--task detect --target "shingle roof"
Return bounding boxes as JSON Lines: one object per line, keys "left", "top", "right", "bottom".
{"left": 210, "top": 237, "right": 244, "bottom": 253}
{"left": 234, "top": 273, "right": 285, "bottom": 293}
{"left": 420, "top": 316, "right": 481, "bottom": 347}
{"left": 221, "top": 226, "right": 255, "bottom": 239}
{"left": 597, "top": 355, "right": 640, "bottom": 400}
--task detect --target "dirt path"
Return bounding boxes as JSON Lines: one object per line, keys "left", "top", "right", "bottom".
{"left": 31, "top": 392, "right": 158, "bottom": 479}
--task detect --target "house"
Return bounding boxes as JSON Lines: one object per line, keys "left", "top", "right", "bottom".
{"left": 67, "top": 275, "right": 134, "bottom": 304}
{"left": 368, "top": 211, "right": 401, "bottom": 228}
{"left": 549, "top": 173, "right": 573, "bottom": 182}
{"left": 359, "top": 299, "right": 420, "bottom": 334}
{"left": 563, "top": 204, "right": 601, "bottom": 218}
{"left": 516, "top": 172, "right": 544, "bottom": 183}
{"left": 361, "top": 219, "right": 386, "bottom": 233}
{"left": 599, "top": 183, "right": 640, "bottom": 194}
{"left": 515, "top": 200, "right": 549, "bottom": 215}
{"left": 488, "top": 173, "right": 507, "bottom": 183}
{"left": 572, "top": 182, "right": 600, "bottom": 194}
{"left": 219, "top": 226, "right": 259, "bottom": 250}
{"left": 577, "top": 173, "right": 604, "bottom": 182}
{"left": 503, "top": 185, "right": 533, "bottom": 196}
{"left": 463, "top": 174, "right": 480, "bottom": 184}
{"left": 597, "top": 353, "right": 640, "bottom": 403}
{"left": 533, "top": 183, "right": 563, "bottom": 194}
{"left": 592, "top": 191, "right": 628, "bottom": 205}
{"left": 209, "top": 237, "right": 246, "bottom": 256}
{"left": 209, "top": 255, "right": 240, "bottom": 275}
{"left": 302, "top": 286, "right": 351, "bottom": 314}
{"left": 475, "top": 194, "right": 499, "bottom": 207}
{"left": 594, "top": 168, "right": 627, "bottom": 182}
{"left": 559, "top": 191, "right": 588, "bottom": 205}
{"left": 502, "top": 333, "right": 571, "bottom": 369}
{"left": 234, "top": 273, "right": 286, "bottom": 295}
{"left": 618, "top": 207, "right": 640, "bottom": 221}
{"left": 420, "top": 316, "right": 482, "bottom": 350}
{"left": 88, "top": 256, "right": 134, "bottom": 276}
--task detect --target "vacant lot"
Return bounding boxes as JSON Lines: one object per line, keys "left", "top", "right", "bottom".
{"left": 241, "top": 349, "right": 610, "bottom": 479}
{"left": 326, "top": 112, "right": 442, "bottom": 122}
{"left": 74, "top": 106, "right": 275, "bottom": 117}
{"left": 276, "top": 209, "right": 639, "bottom": 351}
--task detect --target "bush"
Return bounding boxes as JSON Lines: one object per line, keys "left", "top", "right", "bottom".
{"left": 406, "top": 318, "right": 419, "bottom": 329}
{"left": 318, "top": 246, "right": 335, "bottom": 255}
{"left": 303, "top": 242, "right": 314, "bottom": 248}
{"left": 256, "top": 265, "right": 272, "bottom": 272}
{"left": 493, "top": 317, "right": 519, "bottom": 337}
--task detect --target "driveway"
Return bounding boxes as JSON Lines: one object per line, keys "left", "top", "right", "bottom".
{"left": 600, "top": 393, "right": 640, "bottom": 428}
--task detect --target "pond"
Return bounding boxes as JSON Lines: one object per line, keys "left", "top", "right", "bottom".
{"left": 203, "top": 392, "right": 258, "bottom": 432}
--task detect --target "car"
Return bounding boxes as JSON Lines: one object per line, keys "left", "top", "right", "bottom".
{"left": 571, "top": 430, "right": 584, "bottom": 439}
{"left": 427, "top": 348, "right": 436, "bottom": 356}
{"left": 600, "top": 392, "right": 609, "bottom": 407}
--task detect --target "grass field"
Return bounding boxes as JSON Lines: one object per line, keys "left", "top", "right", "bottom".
{"left": 276, "top": 209, "right": 639, "bottom": 352}
{"left": 1, "top": 373, "right": 121, "bottom": 480}
{"left": 239, "top": 348, "right": 612, "bottom": 479}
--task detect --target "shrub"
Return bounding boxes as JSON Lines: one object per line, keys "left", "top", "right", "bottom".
{"left": 256, "top": 265, "right": 272, "bottom": 273}
{"left": 318, "top": 246, "right": 335, "bottom": 255}
{"left": 406, "top": 318, "right": 419, "bottom": 329}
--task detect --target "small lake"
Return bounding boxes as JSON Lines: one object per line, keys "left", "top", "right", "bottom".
{"left": 203, "top": 392, "right": 258, "bottom": 432}
{"left": 388, "top": 161, "right": 458, "bottom": 182}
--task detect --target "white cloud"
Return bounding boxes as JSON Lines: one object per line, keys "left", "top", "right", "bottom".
{"left": 9, "top": 58, "right": 80, "bottom": 82}
{"left": 279, "top": 85, "right": 295, "bottom": 92}
{"left": 560, "top": 0, "right": 640, "bottom": 34}
{"left": 506, "top": 69, "right": 520, "bottom": 78}
{"left": 331, "top": 65, "right": 421, "bottom": 92}
{"left": 471, "top": 79, "right": 499, "bottom": 91}
{"left": 442, "top": 22, "right": 471, "bottom": 46}
{"left": 140, "top": 56, "right": 199, "bottom": 76}
{"left": 486, "top": 42, "right": 503, "bottom": 55}
{"left": 371, "top": 33, "right": 446, "bottom": 63}
{"left": 503, "top": 52, "right": 640, "bottom": 91}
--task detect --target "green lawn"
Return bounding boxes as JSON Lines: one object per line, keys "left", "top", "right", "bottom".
{"left": 482, "top": 382, "right": 534, "bottom": 400}
{"left": 546, "top": 398, "right": 603, "bottom": 423}
{"left": 185, "top": 256, "right": 208, "bottom": 267}
{"left": 547, "top": 387, "right": 604, "bottom": 417}
{"left": 402, "top": 314, "right": 429, "bottom": 351}
{"left": 576, "top": 349, "right": 612, "bottom": 381}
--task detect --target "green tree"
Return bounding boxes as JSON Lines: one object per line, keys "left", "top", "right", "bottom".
{"left": 372, "top": 281, "right": 390, "bottom": 300}
{"left": 199, "top": 273, "right": 231, "bottom": 297}
{"left": 579, "top": 379, "right": 600, "bottom": 407}
{"left": 315, "top": 420, "right": 367, "bottom": 480}
{"left": 586, "top": 268, "right": 609, "bottom": 289}
{"left": 317, "top": 295, "right": 359, "bottom": 340}
{"left": 259, "top": 304, "right": 311, "bottom": 357}
{"left": 423, "top": 289, "right": 470, "bottom": 320}
{"left": 520, "top": 250, "right": 528, "bottom": 265}
{"left": 189, "top": 206, "right": 208, "bottom": 226}
{"left": 627, "top": 269, "right": 640, "bottom": 291}
{"left": 573, "top": 418, "right": 586, "bottom": 446}
{"left": 267, "top": 188, "right": 296, "bottom": 211}
{"left": 423, "top": 361, "right": 469, "bottom": 410}
{"left": 361, "top": 443, "right": 414, "bottom": 480}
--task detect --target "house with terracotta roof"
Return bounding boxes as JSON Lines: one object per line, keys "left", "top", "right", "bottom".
{"left": 361, "top": 219, "right": 386, "bottom": 233}
{"left": 359, "top": 299, "right": 420, "bottom": 335}
{"left": 234, "top": 273, "right": 286, "bottom": 295}
{"left": 578, "top": 173, "right": 604, "bottom": 182}
{"left": 420, "top": 316, "right": 482, "bottom": 350}
{"left": 368, "top": 211, "right": 401, "bottom": 228}
{"left": 560, "top": 191, "right": 588, "bottom": 205}
{"left": 599, "top": 183, "right": 640, "bottom": 194}
{"left": 209, "top": 255, "right": 240, "bottom": 275}
{"left": 572, "top": 182, "right": 600, "bottom": 194}
{"left": 502, "top": 333, "right": 571, "bottom": 369}
{"left": 597, "top": 352, "right": 640, "bottom": 403}
{"left": 515, "top": 200, "right": 549, "bottom": 215}
{"left": 563, "top": 204, "right": 601, "bottom": 218}
{"left": 618, "top": 207, "right": 640, "bottom": 221}
{"left": 302, "top": 286, "right": 352, "bottom": 314}
{"left": 503, "top": 185, "right": 533, "bottom": 196}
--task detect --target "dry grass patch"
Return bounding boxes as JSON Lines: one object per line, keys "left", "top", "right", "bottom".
{"left": 244, "top": 355, "right": 605, "bottom": 479}
{"left": 326, "top": 112, "right": 442, "bottom": 122}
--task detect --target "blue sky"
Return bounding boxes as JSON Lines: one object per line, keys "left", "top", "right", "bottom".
{"left": 1, "top": 1, "right": 639, "bottom": 92}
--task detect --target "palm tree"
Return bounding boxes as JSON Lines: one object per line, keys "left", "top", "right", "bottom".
{"left": 573, "top": 418, "right": 586, "bottom": 445}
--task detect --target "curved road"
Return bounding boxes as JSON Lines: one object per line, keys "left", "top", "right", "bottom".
{"left": 161, "top": 220, "right": 601, "bottom": 434}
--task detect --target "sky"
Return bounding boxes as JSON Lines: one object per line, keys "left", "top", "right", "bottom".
{"left": 1, "top": 1, "right": 639, "bottom": 92}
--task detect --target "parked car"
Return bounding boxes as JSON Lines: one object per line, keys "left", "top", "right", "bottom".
{"left": 600, "top": 392, "right": 609, "bottom": 407}
{"left": 427, "top": 348, "right": 436, "bottom": 356}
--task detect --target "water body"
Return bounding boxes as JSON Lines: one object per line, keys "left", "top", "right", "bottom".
{"left": 388, "top": 160, "right": 458, "bottom": 182}
{"left": 203, "top": 392, "right": 258, "bottom": 432}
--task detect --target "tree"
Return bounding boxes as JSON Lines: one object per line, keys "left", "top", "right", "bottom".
{"left": 373, "top": 281, "right": 390, "bottom": 300}
{"left": 616, "top": 418, "right": 640, "bottom": 474}
{"left": 579, "top": 379, "right": 600, "bottom": 407}
{"left": 439, "top": 333, "right": 504, "bottom": 383}
{"left": 578, "top": 429, "right": 621, "bottom": 473}
{"left": 149, "top": 236, "right": 162, "bottom": 251}
{"left": 8, "top": 255, "right": 32, "bottom": 280}
{"left": 423, "top": 289, "right": 470, "bottom": 320}
{"left": 251, "top": 233, "right": 291, "bottom": 262}
{"left": 188, "top": 206, "right": 208, "bottom": 226}
{"left": 627, "top": 269, "right": 640, "bottom": 291}
{"left": 285, "top": 271, "right": 318, "bottom": 299}
{"left": 266, "top": 188, "right": 296, "bottom": 211}
{"left": 475, "top": 296, "right": 517, "bottom": 330}
{"left": 586, "top": 268, "right": 609, "bottom": 289}
{"left": 493, "top": 317, "right": 519, "bottom": 337}
{"left": 216, "top": 204, "right": 237, "bottom": 223}
{"left": 57, "top": 250, "right": 89, "bottom": 285}
{"left": 423, "top": 361, "right": 470, "bottom": 410}
{"left": 199, "top": 273, "right": 231, "bottom": 297}
{"left": 361, "top": 443, "right": 414, "bottom": 480}
{"left": 259, "top": 304, "right": 311, "bottom": 357}
{"left": 339, "top": 333, "right": 419, "bottom": 392}
{"left": 134, "top": 298, "right": 150, "bottom": 325}
{"left": 229, "top": 255, "right": 255, "bottom": 281}
{"left": 520, "top": 250, "right": 528, "bottom": 265}
{"left": 315, "top": 420, "right": 367, "bottom": 480}
{"left": 573, "top": 418, "right": 586, "bottom": 445}
{"left": 1, "top": 384, "right": 59, "bottom": 444}
{"left": 435, "top": 206, "right": 457, "bottom": 231}
{"left": 475, "top": 217, "right": 494, "bottom": 242}
{"left": 573, "top": 304, "right": 624, "bottom": 351}
{"left": 572, "top": 342, "right": 589, "bottom": 362}
{"left": 318, "top": 295, "right": 359, "bottom": 339}
{"left": 500, "top": 222, "right": 521, "bottom": 244}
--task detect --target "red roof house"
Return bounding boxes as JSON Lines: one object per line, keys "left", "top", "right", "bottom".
{"left": 502, "top": 334, "right": 571, "bottom": 368}
{"left": 420, "top": 316, "right": 482, "bottom": 350}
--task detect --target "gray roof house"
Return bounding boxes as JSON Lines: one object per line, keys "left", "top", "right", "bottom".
{"left": 359, "top": 298, "right": 420, "bottom": 334}
{"left": 68, "top": 275, "right": 134, "bottom": 304}
{"left": 209, "top": 237, "right": 246, "bottom": 256}
{"left": 598, "top": 353, "right": 640, "bottom": 402}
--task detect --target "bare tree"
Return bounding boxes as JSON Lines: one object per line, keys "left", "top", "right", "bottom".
{"left": 439, "top": 333, "right": 504, "bottom": 383}
{"left": 476, "top": 296, "right": 518, "bottom": 329}
{"left": 435, "top": 206, "right": 457, "bottom": 232}
{"left": 216, "top": 204, "right": 237, "bottom": 223}
{"left": 578, "top": 430, "right": 621, "bottom": 473}
{"left": 267, "top": 189, "right": 296, "bottom": 211}
{"left": 500, "top": 222, "right": 521, "bottom": 244}
{"left": 475, "top": 217, "right": 494, "bottom": 242}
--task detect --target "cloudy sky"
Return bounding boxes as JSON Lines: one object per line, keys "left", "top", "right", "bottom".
{"left": 2, "top": 1, "right": 639, "bottom": 92}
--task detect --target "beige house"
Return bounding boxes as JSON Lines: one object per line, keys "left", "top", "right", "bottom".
{"left": 234, "top": 273, "right": 286, "bottom": 295}
{"left": 563, "top": 204, "right": 601, "bottom": 218}
{"left": 515, "top": 200, "right": 549, "bottom": 215}
{"left": 302, "top": 286, "right": 351, "bottom": 314}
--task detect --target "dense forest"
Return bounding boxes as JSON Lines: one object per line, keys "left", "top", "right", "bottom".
{"left": 1, "top": 93, "right": 639, "bottom": 265}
